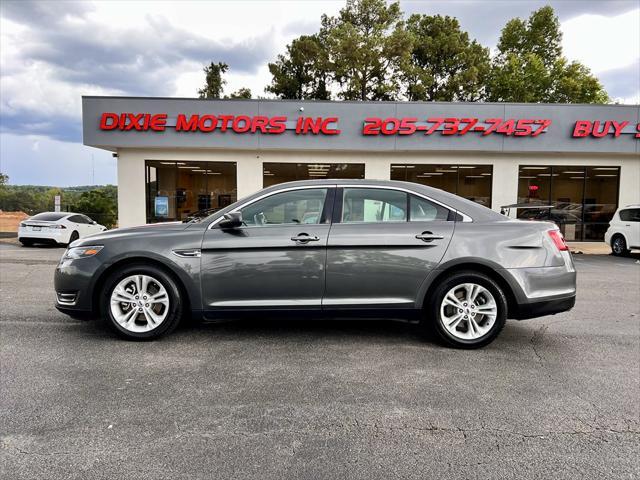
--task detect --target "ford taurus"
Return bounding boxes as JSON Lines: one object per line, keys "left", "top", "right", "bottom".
{"left": 54, "top": 180, "right": 576, "bottom": 348}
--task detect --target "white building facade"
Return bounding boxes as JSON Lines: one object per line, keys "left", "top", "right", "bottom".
{"left": 83, "top": 97, "right": 640, "bottom": 241}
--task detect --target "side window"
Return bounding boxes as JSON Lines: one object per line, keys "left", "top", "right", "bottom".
{"left": 620, "top": 209, "right": 640, "bottom": 222}
{"left": 410, "top": 195, "right": 450, "bottom": 222}
{"left": 241, "top": 188, "right": 328, "bottom": 227}
{"left": 82, "top": 215, "right": 94, "bottom": 224}
{"left": 68, "top": 215, "right": 84, "bottom": 224}
{"left": 342, "top": 188, "right": 407, "bottom": 223}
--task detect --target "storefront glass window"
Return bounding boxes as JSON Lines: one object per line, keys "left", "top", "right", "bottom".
{"left": 145, "top": 161, "right": 237, "bottom": 223}
{"left": 517, "top": 165, "right": 620, "bottom": 241}
{"left": 263, "top": 163, "right": 365, "bottom": 187}
{"left": 390, "top": 164, "right": 492, "bottom": 207}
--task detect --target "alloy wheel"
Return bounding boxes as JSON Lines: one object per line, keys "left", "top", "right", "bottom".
{"left": 110, "top": 274, "right": 170, "bottom": 333}
{"left": 612, "top": 237, "right": 625, "bottom": 255}
{"left": 440, "top": 283, "right": 498, "bottom": 341}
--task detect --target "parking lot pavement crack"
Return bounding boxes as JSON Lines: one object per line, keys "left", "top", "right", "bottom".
{"left": 530, "top": 323, "right": 549, "bottom": 365}
{"left": 5, "top": 445, "right": 77, "bottom": 457}
{"left": 169, "top": 422, "right": 640, "bottom": 442}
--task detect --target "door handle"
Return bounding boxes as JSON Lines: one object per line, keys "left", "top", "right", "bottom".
{"left": 415, "top": 231, "right": 444, "bottom": 242}
{"left": 291, "top": 233, "right": 320, "bottom": 243}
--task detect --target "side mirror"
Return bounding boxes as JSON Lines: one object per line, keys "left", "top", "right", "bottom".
{"left": 219, "top": 212, "right": 243, "bottom": 230}
{"left": 92, "top": 220, "right": 97, "bottom": 224}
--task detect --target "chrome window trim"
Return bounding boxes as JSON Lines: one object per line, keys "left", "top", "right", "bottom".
{"left": 208, "top": 183, "right": 473, "bottom": 229}
{"left": 207, "top": 185, "right": 336, "bottom": 229}
{"left": 338, "top": 184, "right": 473, "bottom": 223}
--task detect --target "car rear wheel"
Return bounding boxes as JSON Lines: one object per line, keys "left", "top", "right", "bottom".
{"left": 65, "top": 230, "right": 79, "bottom": 246}
{"left": 611, "top": 235, "right": 629, "bottom": 257}
{"left": 426, "top": 271, "right": 507, "bottom": 349}
{"left": 101, "top": 264, "right": 183, "bottom": 340}
{"left": 19, "top": 238, "right": 34, "bottom": 247}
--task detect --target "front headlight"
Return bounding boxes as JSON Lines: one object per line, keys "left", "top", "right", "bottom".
{"left": 63, "top": 245, "right": 104, "bottom": 260}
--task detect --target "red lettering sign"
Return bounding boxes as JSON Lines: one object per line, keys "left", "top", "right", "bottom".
{"left": 99, "top": 112, "right": 168, "bottom": 131}
{"left": 362, "top": 117, "right": 552, "bottom": 137}
{"left": 572, "top": 120, "right": 633, "bottom": 138}
{"left": 98, "top": 112, "right": 638, "bottom": 140}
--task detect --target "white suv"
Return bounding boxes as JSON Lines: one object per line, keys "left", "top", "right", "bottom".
{"left": 604, "top": 205, "right": 640, "bottom": 256}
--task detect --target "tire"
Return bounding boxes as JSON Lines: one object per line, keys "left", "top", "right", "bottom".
{"left": 19, "top": 238, "right": 34, "bottom": 247}
{"left": 100, "top": 264, "right": 183, "bottom": 340}
{"left": 611, "top": 235, "right": 629, "bottom": 257}
{"left": 66, "top": 231, "right": 80, "bottom": 246}
{"left": 424, "top": 271, "right": 507, "bottom": 349}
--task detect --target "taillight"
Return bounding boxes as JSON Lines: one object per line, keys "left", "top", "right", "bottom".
{"left": 20, "top": 222, "right": 26, "bottom": 227}
{"left": 53, "top": 224, "right": 67, "bottom": 229}
{"left": 548, "top": 229, "right": 568, "bottom": 251}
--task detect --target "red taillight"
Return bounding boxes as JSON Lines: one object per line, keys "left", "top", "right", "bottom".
{"left": 548, "top": 229, "right": 568, "bottom": 251}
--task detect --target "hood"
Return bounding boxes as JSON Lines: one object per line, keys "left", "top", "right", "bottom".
{"left": 76, "top": 221, "right": 191, "bottom": 245}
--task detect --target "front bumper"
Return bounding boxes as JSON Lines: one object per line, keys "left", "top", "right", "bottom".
{"left": 54, "top": 255, "right": 106, "bottom": 315}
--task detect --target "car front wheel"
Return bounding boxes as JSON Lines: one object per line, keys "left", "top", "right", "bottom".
{"left": 101, "top": 264, "right": 183, "bottom": 340}
{"left": 611, "top": 235, "right": 629, "bottom": 257}
{"left": 426, "top": 271, "right": 507, "bottom": 349}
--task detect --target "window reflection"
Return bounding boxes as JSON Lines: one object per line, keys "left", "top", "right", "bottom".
{"left": 145, "top": 161, "right": 237, "bottom": 223}
{"left": 390, "top": 164, "right": 492, "bottom": 207}
{"left": 517, "top": 165, "right": 620, "bottom": 241}
{"left": 263, "top": 163, "right": 365, "bottom": 187}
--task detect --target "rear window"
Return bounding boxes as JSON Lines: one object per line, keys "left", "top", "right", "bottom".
{"left": 30, "top": 213, "right": 68, "bottom": 221}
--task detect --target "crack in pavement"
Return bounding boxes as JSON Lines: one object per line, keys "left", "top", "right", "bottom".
{"left": 171, "top": 421, "right": 640, "bottom": 441}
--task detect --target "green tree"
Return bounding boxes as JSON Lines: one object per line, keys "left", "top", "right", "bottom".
{"left": 401, "top": 14, "right": 490, "bottom": 101}
{"left": 225, "top": 87, "right": 252, "bottom": 99}
{"left": 322, "top": 0, "right": 411, "bottom": 100}
{"left": 0, "top": 173, "right": 8, "bottom": 186}
{"left": 266, "top": 34, "right": 331, "bottom": 100}
{"left": 198, "top": 62, "right": 229, "bottom": 99}
{"left": 70, "top": 186, "right": 117, "bottom": 229}
{"left": 488, "top": 6, "right": 608, "bottom": 103}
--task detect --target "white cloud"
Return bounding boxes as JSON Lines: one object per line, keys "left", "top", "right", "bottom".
{"left": 1, "top": 0, "right": 639, "bottom": 185}
{"left": 561, "top": 8, "right": 640, "bottom": 74}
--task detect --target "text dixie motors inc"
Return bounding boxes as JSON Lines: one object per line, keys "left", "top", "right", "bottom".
{"left": 99, "top": 112, "right": 640, "bottom": 139}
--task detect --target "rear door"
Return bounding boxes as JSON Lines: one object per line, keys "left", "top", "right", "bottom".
{"left": 200, "top": 186, "right": 335, "bottom": 310}
{"left": 323, "top": 186, "right": 456, "bottom": 309}
{"left": 620, "top": 208, "right": 640, "bottom": 247}
{"left": 67, "top": 215, "right": 91, "bottom": 237}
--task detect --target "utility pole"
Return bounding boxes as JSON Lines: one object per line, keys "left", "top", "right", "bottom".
{"left": 91, "top": 154, "right": 95, "bottom": 185}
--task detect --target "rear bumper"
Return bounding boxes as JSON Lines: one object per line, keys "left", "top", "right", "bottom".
{"left": 511, "top": 294, "right": 576, "bottom": 320}
{"left": 18, "top": 229, "right": 65, "bottom": 241}
{"left": 503, "top": 258, "right": 576, "bottom": 320}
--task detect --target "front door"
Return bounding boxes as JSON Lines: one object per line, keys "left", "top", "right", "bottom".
{"left": 200, "top": 187, "right": 334, "bottom": 310}
{"left": 323, "top": 187, "right": 455, "bottom": 309}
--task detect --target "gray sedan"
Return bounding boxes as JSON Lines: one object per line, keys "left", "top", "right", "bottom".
{"left": 54, "top": 180, "right": 576, "bottom": 348}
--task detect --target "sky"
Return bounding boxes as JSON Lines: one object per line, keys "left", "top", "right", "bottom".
{"left": 0, "top": 0, "right": 638, "bottom": 187}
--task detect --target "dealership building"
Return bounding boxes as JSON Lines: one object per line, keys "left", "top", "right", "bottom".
{"left": 82, "top": 96, "right": 639, "bottom": 241}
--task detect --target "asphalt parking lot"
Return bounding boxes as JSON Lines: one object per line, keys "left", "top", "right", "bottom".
{"left": 1, "top": 243, "right": 638, "bottom": 480}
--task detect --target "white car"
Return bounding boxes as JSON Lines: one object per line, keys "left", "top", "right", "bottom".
{"left": 18, "top": 212, "right": 107, "bottom": 247}
{"left": 604, "top": 204, "right": 640, "bottom": 256}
